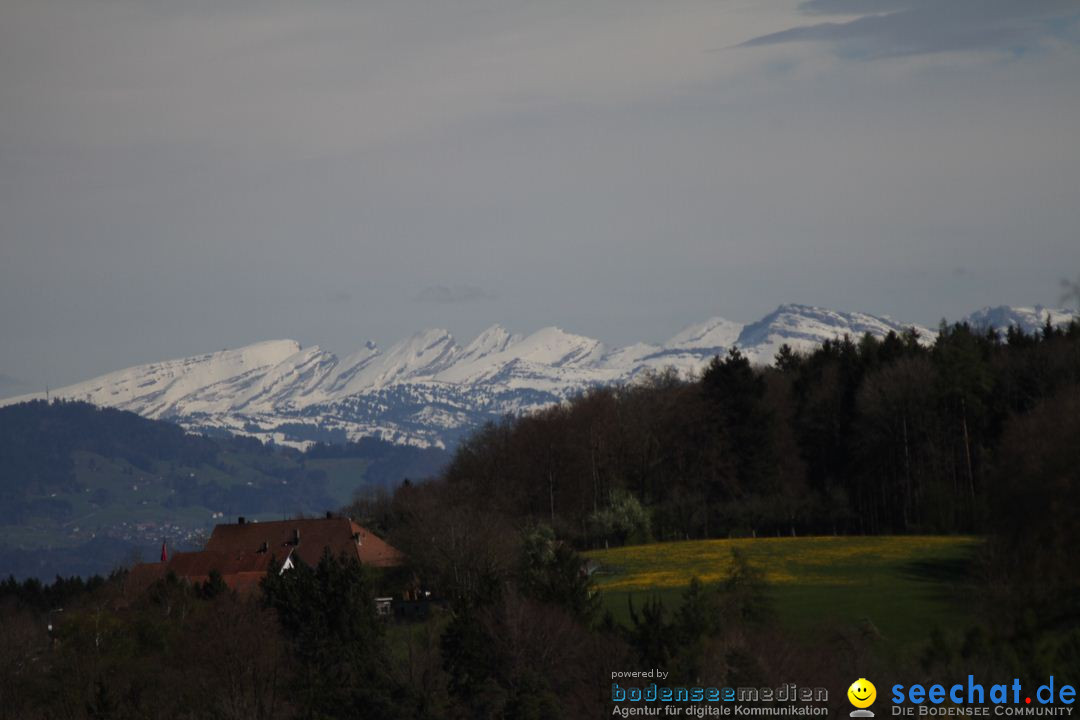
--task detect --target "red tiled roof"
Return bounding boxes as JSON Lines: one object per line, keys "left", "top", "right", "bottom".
{"left": 169, "top": 549, "right": 279, "bottom": 580}
{"left": 124, "top": 517, "right": 403, "bottom": 600}
{"left": 127, "top": 548, "right": 288, "bottom": 595}
{"left": 204, "top": 517, "right": 404, "bottom": 568}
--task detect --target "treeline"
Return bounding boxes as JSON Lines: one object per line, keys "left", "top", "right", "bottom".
{"left": 2, "top": 317, "right": 1079, "bottom": 718}
{"left": 399, "top": 319, "right": 1080, "bottom": 543}
{"left": 338, "top": 315, "right": 1080, "bottom": 714}
{"left": 0, "top": 536, "right": 850, "bottom": 719}
{"left": 0, "top": 540, "right": 611, "bottom": 719}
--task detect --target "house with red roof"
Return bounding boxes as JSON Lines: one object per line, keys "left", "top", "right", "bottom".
{"left": 128, "top": 513, "right": 404, "bottom": 595}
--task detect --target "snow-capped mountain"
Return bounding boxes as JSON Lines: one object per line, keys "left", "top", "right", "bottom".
{"left": 6, "top": 303, "right": 1066, "bottom": 449}
{"left": 963, "top": 305, "right": 1077, "bottom": 336}
{"left": 666, "top": 316, "right": 743, "bottom": 352}
{"left": 734, "top": 305, "right": 927, "bottom": 364}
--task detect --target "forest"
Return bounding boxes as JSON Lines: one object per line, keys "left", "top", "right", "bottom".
{"left": 382, "top": 318, "right": 1080, "bottom": 543}
{"left": 1, "top": 318, "right": 1079, "bottom": 719}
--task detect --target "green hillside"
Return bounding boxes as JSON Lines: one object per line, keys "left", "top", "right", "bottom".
{"left": 0, "top": 400, "right": 448, "bottom": 579}
{"left": 587, "top": 535, "right": 980, "bottom": 647}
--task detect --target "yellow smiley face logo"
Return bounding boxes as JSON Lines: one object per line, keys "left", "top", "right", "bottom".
{"left": 848, "top": 679, "right": 876, "bottom": 708}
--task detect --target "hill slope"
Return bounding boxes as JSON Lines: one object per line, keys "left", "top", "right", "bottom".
{"left": 587, "top": 536, "right": 979, "bottom": 646}
{"left": 0, "top": 400, "right": 447, "bottom": 579}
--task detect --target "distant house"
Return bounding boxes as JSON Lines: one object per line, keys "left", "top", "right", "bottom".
{"left": 128, "top": 514, "right": 404, "bottom": 594}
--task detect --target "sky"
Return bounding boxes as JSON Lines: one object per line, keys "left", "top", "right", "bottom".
{"left": 2, "top": 0, "right": 1079, "bottom": 394}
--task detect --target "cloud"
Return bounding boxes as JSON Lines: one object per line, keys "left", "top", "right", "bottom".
{"left": 326, "top": 290, "right": 353, "bottom": 304}
{"left": 2, "top": 0, "right": 1080, "bottom": 390}
{"left": 740, "top": 0, "right": 1080, "bottom": 58}
{"left": 414, "top": 285, "right": 496, "bottom": 304}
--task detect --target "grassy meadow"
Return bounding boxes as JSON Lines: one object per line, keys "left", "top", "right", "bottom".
{"left": 586, "top": 536, "right": 981, "bottom": 648}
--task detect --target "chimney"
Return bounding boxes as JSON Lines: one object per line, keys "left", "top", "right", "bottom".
{"left": 238, "top": 516, "right": 246, "bottom": 525}
{"left": 258, "top": 541, "right": 268, "bottom": 554}
{"left": 325, "top": 511, "right": 333, "bottom": 519}
{"left": 293, "top": 528, "right": 300, "bottom": 546}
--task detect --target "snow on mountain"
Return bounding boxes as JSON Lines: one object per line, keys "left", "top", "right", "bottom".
{"left": 601, "top": 342, "right": 662, "bottom": 369}
{"left": 227, "top": 345, "right": 338, "bottom": 413}
{"left": 735, "top": 304, "right": 931, "bottom": 363}
{"left": 666, "top": 317, "right": 744, "bottom": 351}
{"left": 501, "top": 326, "right": 605, "bottom": 367}
{"left": 341, "top": 329, "right": 459, "bottom": 391}
{"left": 423, "top": 324, "right": 520, "bottom": 385}
{"left": 318, "top": 342, "right": 380, "bottom": 397}
{"left": 458, "top": 324, "right": 521, "bottom": 362}
{"left": 590, "top": 316, "right": 747, "bottom": 378}
{"left": 10, "top": 303, "right": 1042, "bottom": 449}
{"left": 434, "top": 326, "right": 605, "bottom": 387}
{"left": 3, "top": 340, "right": 304, "bottom": 419}
{"left": 963, "top": 305, "right": 1077, "bottom": 336}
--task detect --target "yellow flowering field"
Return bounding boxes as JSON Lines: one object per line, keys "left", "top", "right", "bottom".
{"left": 586, "top": 535, "right": 978, "bottom": 591}
{"left": 585, "top": 536, "right": 981, "bottom": 641}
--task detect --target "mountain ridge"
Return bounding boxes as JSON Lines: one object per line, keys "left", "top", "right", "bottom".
{"left": 4, "top": 303, "right": 1075, "bottom": 449}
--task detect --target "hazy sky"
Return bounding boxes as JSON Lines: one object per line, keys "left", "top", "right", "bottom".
{"left": 2, "top": 0, "right": 1079, "bottom": 394}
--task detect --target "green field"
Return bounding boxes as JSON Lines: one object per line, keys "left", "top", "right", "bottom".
{"left": 586, "top": 536, "right": 980, "bottom": 648}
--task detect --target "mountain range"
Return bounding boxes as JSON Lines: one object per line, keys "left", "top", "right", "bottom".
{"left": 3, "top": 303, "right": 1075, "bottom": 449}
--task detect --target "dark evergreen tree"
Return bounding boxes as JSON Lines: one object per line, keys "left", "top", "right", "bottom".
{"left": 261, "top": 551, "right": 406, "bottom": 720}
